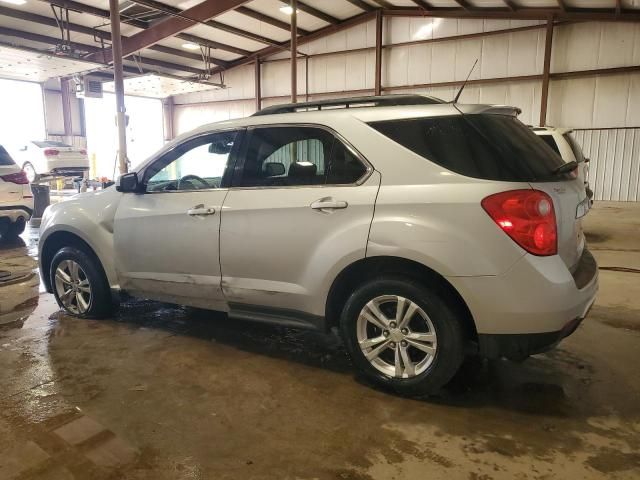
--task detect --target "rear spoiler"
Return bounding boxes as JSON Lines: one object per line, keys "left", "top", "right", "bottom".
{"left": 454, "top": 104, "right": 522, "bottom": 117}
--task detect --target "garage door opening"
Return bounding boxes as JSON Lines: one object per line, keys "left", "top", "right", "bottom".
{"left": 0, "top": 79, "right": 46, "bottom": 153}
{"left": 84, "top": 93, "right": 164, "bottom": 180}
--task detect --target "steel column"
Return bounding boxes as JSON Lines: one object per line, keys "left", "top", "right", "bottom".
{"left": 109, "top": 0, "right": 128, "bottom": 175}
{"left": 291, "top": 0, "right": 298, "bottom": 103}
{"left": 375, "top": 9, "right": 383, "bottom": 96}
{"left": 539, "top": 16, "right": 554, "bottom": 127}
{"left": 60, "top": 78, "right": 73, "bottom": 141}
{"left": 255, "top": 58, "right": 262, "bottom": 111}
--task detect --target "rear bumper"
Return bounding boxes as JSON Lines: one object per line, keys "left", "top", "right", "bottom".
{"left": 448, "top": 247, "right": 598, "bottom": 336}
{"left": 50, "top": 167, "right": 89, "bottom": 177}
{"left": 0, "top": 204, "right": 34, "bottom": 222}
{"left": 478, "top": 302, "right": 593, "bottom": 360}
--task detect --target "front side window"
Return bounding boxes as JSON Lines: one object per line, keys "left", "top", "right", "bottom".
{"left": 234, "top": 126, "right": 366, "bottom": 187}
{"left": 145, "top": 131, "right": 237, "bottom": 192}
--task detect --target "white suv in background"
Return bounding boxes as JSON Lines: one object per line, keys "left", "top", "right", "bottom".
{"left": 0, "top": 145, "right": 33, "bottom": 239}
{"left": 533, "top": 127, "right": 593, "bottom": 202}
{"left": 39, "top": 95, "right": 598, "bottom": 395}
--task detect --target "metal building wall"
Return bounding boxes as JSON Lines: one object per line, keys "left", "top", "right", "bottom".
{"left": 575, "top": 129, "right": 640, "bottom": 201}
{"left": 171, "top": 18, "right": 640, "bottom": 200}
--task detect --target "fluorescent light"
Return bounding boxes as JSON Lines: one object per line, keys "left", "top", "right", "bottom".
{"left": 0, "top": 0, "right": 27, "bottom": 4}
{"left": 279, "top": 5, "right": 298, "bottom": 15}
{"left": 182, "top": 43, "right": 200, "bottom": 50}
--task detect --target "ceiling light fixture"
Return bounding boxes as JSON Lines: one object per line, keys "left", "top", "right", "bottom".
{"left": 182, "top": 43, "right": 200, "bottom": 50}
{"left": 0, "top": 0, "right": 27, "bottom": 5}
{"left": 279, "top": 5, "right": 298, "bottom": 15}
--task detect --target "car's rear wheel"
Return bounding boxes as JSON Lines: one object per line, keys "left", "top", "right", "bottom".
{"left": 50, "top": 247, "right": 113, "bottom": 319}
{"left": 340, "top": 277, "right": 465, "bottom": 396}
{"left": 22, "top": 162, "right": 39, "bottom": 183}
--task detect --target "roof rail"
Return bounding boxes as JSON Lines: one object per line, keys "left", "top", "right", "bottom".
{"left": 252, "top": 94, "right": 444, "bottom": 116}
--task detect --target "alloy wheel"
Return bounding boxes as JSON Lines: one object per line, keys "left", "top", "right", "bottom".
{"left": 54, "top": 259, "right": 92, "bottom": 314}
{"left": 356, "top": 295, "right": 438, "bottom": 378}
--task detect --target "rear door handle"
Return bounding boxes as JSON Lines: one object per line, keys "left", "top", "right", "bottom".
{"left": 187, "top": 205, "right": 216, "bottom": 216}
{"left": 310, "top": 198, "right": 348, "bottom": 211}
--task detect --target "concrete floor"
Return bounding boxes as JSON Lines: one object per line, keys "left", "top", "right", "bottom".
{"left": 0, "top": 202, "right": 639, "bottom": 480}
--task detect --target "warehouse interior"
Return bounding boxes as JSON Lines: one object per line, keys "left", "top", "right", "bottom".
{"left": 0, "top": 1, "right": 639, "bottom": 479}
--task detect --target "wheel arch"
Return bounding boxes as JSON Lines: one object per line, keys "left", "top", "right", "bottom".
{"left": 40, "top": 230, "right": 106, "bottom": 293}
{"left": 325, "top": 256, "right": 478, "bottom": 342}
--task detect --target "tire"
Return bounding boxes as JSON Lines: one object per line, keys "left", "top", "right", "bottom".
{"left": 50, "top": 246, "right": 113, "bottom": 319}
{"left": 22, "top": 162, "right": 39, "bottom": 183}
{"left": 340, "top": 277, "right": 465, "bottom": 396}
{"left": 4, "top": 217, "right": 26, "bottom": 238}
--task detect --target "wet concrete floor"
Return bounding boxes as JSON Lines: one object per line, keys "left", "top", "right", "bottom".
{"left": 0, "top": 202, "right": 639, "bottom": 479}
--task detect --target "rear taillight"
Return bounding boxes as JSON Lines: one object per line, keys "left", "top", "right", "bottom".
{"left": 482, "top": 189, "right": 557, "bottom": 256}
{"left": 44, "top": 148, "right": 59, "bottom": 156}
{"left": 1, "top": 171, "right": 29, "bottom": 185}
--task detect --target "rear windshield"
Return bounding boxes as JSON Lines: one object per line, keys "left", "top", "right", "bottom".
{"left": 0, "top": 145, "right": 15, "bottom": 165}
{"left": 369, "top": 115, "right": 567, "bottom": 182}
{"left": 33, "top": 140, "right": 71, "bottom": 148}
{"left": 563, "top": 133, "right": 585, "bottom": 163}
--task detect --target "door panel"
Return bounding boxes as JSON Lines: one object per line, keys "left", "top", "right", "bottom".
{"left": 113, "top": 130, "right": 239, "bottom": 310}
{"left": 220, "top": 124, "right": 380, "bottom": 318}
{"left": 114, "top": 190, "right": 228, "bottom": 309}
{"left": 220, "top": 174, "right": 380, "bottom": 317}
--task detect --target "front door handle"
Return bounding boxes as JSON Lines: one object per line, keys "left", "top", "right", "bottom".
{"left": 187, "top": 204, "right": 216, "bottom": 216}
{"left": 310, "top": 198, "right": 348, "bottom": 211}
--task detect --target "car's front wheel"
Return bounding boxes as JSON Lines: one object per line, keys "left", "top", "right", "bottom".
{"left": 50, "top": 247, "right": 113, "bottom": 319}
{"left": 340, "top": 277, "right": 465, "bottom": 396}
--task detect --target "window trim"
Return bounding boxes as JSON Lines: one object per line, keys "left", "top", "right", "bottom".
{"left": 229, "top": 123, "right": 373, "bottom": 190}
{"left": 139, "top": 127, "right": 244, "bottom": 194}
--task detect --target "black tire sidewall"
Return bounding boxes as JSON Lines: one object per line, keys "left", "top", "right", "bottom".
{"left": 50, "top": 246, "right": 112, "bottom": 319}
{"left": 340, "top": 277, "right": 465, "bottom": 396}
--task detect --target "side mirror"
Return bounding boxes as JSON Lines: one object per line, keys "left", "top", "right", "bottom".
{"left": 584, "top": 158, "right": 590, "bottom": 163}
{"left": 116, "top": 172, "right": 140, "bottom": 193}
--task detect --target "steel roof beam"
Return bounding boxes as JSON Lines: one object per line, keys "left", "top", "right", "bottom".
{"left": 383, "top": 7, "right": 640, "bottom": 21}
{"left": 92, "top": 0, "right": 251, "bottom": 64}
{"left": 296, "top": 2, "right": 340, "bottom": 25}
{"left": 0, "top": 26, "right": 206, "bottom": 75}
{"left": 344, "top": 0, "right": 376, "bottom": 12}
{"left": 235, "top": 6, "right": 309, "bottom": 35}
{"left": 129, "top": 0, "right": 283, "bottom": 46}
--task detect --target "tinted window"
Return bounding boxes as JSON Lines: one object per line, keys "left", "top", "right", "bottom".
{"left": 0, "top": 145, "right": 15, "bottom": 166}
{"left": 369, "top": 115, "right": 566, "bottom": 182}
{"left": 145, "top": 131, "right": 237, "bottom": 192}
{"left": 563, "top": 133, "right": 586, "bottom": 163}
{"left": 235, "top": 126, "right": 366, "bottom": 187}
{"left": 33, "top": 140, "right": 71, "bottom": 148}
{"left": 538, "top": 135, "right": 560, "bottom": 154}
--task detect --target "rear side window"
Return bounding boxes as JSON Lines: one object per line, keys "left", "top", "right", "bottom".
{"left": 0, "top": 145, "right": 15, "bottom": 165}
{"left": 369, "top": 115, "right": 566, "bottom": 182}
{"left": 538, "top": 135, "right": 560, "bottom": 155}
{"left": 234, "top": 126, "right": 367, "bottom": 187}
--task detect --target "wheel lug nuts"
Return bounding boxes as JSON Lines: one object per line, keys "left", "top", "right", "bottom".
{"left": 401, "top": 340, "right": 408, "bottom": 347}
{"left": 383, "top": 330, "right": 389, "bottom": 337}
{"left": 389, "top": 322, "right": 397, "bottom": 328}
{"left": 389, "top": 342, "right": 396, "bottom": 348}
{"left": 401, "top": 328, "right": 408, "bottom": 335}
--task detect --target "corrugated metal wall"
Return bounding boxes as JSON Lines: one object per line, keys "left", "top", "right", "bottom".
{"left": 172, "top": 18, "right": 640, "bottom": 201}
{"left": 574, "top": 129, "right": 640, "bottom": 201}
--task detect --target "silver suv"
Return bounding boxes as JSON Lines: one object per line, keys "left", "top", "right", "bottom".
{"left": 39, "top": 95, "right": 598, "bottom": 395}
